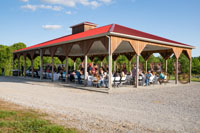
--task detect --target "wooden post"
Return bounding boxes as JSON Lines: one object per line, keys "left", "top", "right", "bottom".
{"left": 108, "top": 37, "right": 112, "bottom": 90}
{"left": 175, "top": 57, "right": 178, "bottom": 84}
{"left": 51, "top": 57, "right": 54, "bottom": 82}
{"left": 145, "top": 60, "right": 147, "bottom": 73}
{"left": 24, "top": 56, "right": 26, "bottom": 77}
{"left": 129, "top": 61, "right": 131, "bottom": 73}
{"left": 84, "top": 55, "right": 88, "bottom": 80}
{"left": 165, "top": 59, "right": 168, "bottom": 73}
{"left": 189, "top": 58, "right": 192, "bottom": 83}
{"left": 65, "top": 56, "right": 68, "bottom": 82}
{"left": 135, "top": 54, "right": 139, "bottom": 88}
{"left": 114, "top": 61, "right": 116, "bottom": 72}
{"left": 40, "top": 49, "right": 43, "bottom": 80}
{"left": 18, "top": 57, "right": 20, "bottom": 76}
{"left": 108, "top": 54, "right": 112, "bottom": 89}
{"left": 74, "top": 62, "right": 76, "bottom": 70}
{"left": 31, "top": 59, "right": 34, "bottom": 78}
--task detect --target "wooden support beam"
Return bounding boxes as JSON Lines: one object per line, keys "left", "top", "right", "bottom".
{"left": 31, "top": 59, "right": 34, "bottom": 78}
{"left": 141, "top": 51, "right": 153, "bottom": 61}
{"left": 173, "top": 47, "right": 183, "bottom": 59}
{"left": 40, "top": 49, "right": 43, "bottom": 80}
{"left": 74, "top": 62, "right": 76, "bottom": 70}
{"left": 159, "top": 51, "right": 173, "bottom": 60}
{"left": 189, "top": 58, "right": 192, "bottom": 83}
{"left": 24, "top": 56, "right": 26, "bottom": 77}
{"left": 175, "top": 57, "right": 179, "bottom": 84}
{"left": 108, "top": 37, "right": 112, "bottom": 90}
{"left": 129, "top": 40, "right": 146, "bottom": 56}
{"left": 108, "top": 53, "right": 112, "bottom": 89}
{"left": 18, "top": 57, "right": 20, "bottom": 76}
{"left": 51, "top": 56, "right": 54, "bottom": 82}
{"left": 165, "top": 59, "right": 168, "bottom": 73}
{"left": 129, "top": 61, "right": 131, "bottom": 74}
{"left": 114, "top": 61, "right": 116, "bottom": 72}
{"left": 145, "top": 60, "right": 148, "bottom": 73}
{"left": 65, "top": 56, "right": 68, "bottom": 83}
{"left": 135, "top": 54, "right": 139, "bottom": 88}
{"left": 84, "top": 55, "right": 88, "bottom": 82}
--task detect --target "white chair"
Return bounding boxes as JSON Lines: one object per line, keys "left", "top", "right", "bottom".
{"left": 54, "top": 73, "right": 60, "bottom": 81}
{"left": 113, "top": 77, "right": 121, "bottom": 87}
{"left": 74, "top": 75, "right": 78, "bottom": 84}
{"left": 80, "top": 75, "right": 85, "bottom": 84}
{"left": 120, "top": 76, "right": 126, "bottom": 86}
{"left": 149, "top": 75, "right": 155, "bottom": 83}
{"left": 87, "top": 76, "right": 93, "bottom": 86}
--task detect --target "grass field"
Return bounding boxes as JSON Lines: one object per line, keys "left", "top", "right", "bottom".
{"left": 0, "top": 100, "right": 78, "bottom": 133}
{"left": 169, "top": 75, "right": 200, "bottom": 82}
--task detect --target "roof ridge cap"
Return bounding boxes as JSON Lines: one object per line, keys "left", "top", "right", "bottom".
{"left": 108, "top": 23, "right": 115, "bottom": 32}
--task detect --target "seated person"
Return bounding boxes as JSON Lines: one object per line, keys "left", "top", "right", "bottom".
{"left": 139, "top": 71, "right": 145, "bottom": 86}
{"left": 69, "top": 71, "right": 76, "bottom": 82}
{"left": 104, "top": 72, "right": 109, "bottom": 88}
{"left": 158, "top": 72, "right": 165, "bottom": 84}
{"left": 98, "top": 74, "right": 105, "bottom": 87}
{"left": 92, "top": 72, "right": 99, "bottom": 87}
{"left": 88, "top": 70, "right": 93, "bottom": 76}
{"left": 145, "top": 71, "right": 152, "bottom": 86}
{"left": 149, "top": 71, "right": 155, "bottom": 84}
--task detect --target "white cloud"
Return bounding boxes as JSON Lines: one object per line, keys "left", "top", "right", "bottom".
{"left": 41, "top": 0, "right": 101, "bottom": 8}
{"left": 21, "top": 4, "right": 63, "bottom": 11}
{"left": 21, "top": 0, "right": 29, "bottom": 2}
{"left": 42, "top": 25, "right": 62, "bottom": 30}
{"left": 42, "top": 0, "right": 76, "bottom": 7}
{"left": 21, "top": 4, "right": 37, "bottom": 11}
{"left": 65, "top": 11, "right": 72, "bottom": 15}
{"left": 99, "top": 0, "right": 112, "bottom": 3}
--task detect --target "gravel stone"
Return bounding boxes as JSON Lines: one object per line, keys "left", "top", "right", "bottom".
{"left": 0, "top": 76, "right": 200, "bottom": 132}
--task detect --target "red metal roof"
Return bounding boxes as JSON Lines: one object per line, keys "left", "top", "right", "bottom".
{"left": 15, "top": 23, "right": 193, "bottom": 53}
{"left": 111, "top": 24, "right": 190, "bottom": 46}
{"left": 15, "top": 24, "right": 112, "bottom": 52}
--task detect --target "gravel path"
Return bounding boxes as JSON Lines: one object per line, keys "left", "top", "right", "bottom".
{"left": 0, "top": 76, "right": 200, "bottom": 132}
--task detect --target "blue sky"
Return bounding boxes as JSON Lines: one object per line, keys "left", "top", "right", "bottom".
{"left": 0, "top": 0, "right": 200, "bottom": 57}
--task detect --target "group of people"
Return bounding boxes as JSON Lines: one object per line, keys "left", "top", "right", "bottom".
{"left": 25, "top": 62, "right": 167, "bottom": 87}
{"left": 69, "top": 63, "right": 109, "bottom": 87}
{"left": 138, "top": 70, "right": 166, "bottom": 86}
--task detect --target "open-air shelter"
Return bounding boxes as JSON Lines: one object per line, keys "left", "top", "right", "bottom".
{"left": 13, "top": 22, "right": 195, "bottom": 90}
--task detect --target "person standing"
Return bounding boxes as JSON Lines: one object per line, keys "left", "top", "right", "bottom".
{"left": 132, "top": 64, "right": 136, "bottom": 85}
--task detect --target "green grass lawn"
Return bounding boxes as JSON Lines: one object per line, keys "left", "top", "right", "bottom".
{"left": 0, "top": 100, "right": 78, "bottom": 133}
{"left": 169, "top": 74, "right": 200, "bottom": 82}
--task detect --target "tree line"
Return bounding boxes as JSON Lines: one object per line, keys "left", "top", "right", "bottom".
{"left": 0, "top": 42, "right": 200, "bottom": 76}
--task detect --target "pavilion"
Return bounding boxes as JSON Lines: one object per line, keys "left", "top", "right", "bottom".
{"left": 13, "top": 22, "right": 195, "bottom": 90}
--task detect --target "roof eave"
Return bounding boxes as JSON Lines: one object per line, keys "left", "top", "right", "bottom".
{"left": 13, "top": 32, "right": 109, "bottom": 54}
{"left": 109, "top": 32, "right": 196, "bottom": 49}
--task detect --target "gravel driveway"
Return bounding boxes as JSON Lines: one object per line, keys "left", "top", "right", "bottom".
{"left": 0, "top": 76, "right": 200, "bottom": 132}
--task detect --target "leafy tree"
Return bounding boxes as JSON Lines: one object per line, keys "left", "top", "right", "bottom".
{"left": 192, "top": 57, "right": 200, "bottom": 74}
